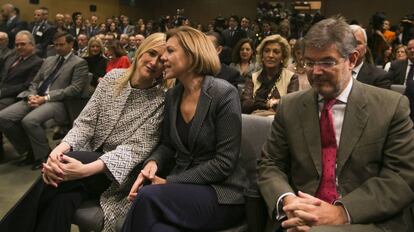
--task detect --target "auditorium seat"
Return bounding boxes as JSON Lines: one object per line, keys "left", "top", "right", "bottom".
{"left": 73, "top": 114, "right": 274, "bottom": 232}
{"left": 390, "top": 84, "right": 406, "bottom": 94}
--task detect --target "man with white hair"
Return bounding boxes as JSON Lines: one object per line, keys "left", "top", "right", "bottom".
{"left": 350, "top": 24, "right": 390, "bottom": 89}
{"left": 0, "top": 32, "right": 11, "bottom": 63}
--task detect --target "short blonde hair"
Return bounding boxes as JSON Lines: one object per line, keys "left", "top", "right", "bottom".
{"left": 116, "top": 32, "right": 166, "bottom": 94}
{"left": 166, "top": 26, "right": 220, "bottom": 76}
{"left": 256, "top": 34, "right": 291, "bottom": 68}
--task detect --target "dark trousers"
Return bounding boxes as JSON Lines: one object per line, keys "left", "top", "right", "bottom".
{"left": 0, "top": 151, "right": 110, "bottom": 232}
{"left": 122, "top": 184, "right": 245, "bottom": 232}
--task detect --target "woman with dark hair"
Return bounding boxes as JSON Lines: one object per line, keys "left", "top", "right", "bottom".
{"left": 230, "top": 38, "right": 257, "bottom": 79}
{"left": 0, "top": 33, "right": 167, "bottom": 232}
{"left": 122, "top": 26, "right": 246, "bottom": 232}
{"left": 106, "top": 40, "right": 131, "bottom": 73}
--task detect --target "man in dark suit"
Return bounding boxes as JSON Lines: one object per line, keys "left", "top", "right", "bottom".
{"left": 0, "top": 32, "right": 12, "bottom": 67}
{"left": 0, "top": 30, "right": 43, "bottom": 161}
{"left": 222, "top": 15, "right": 246, "bottom": 49}
{"left": 258, "top": 17, "right": 414, "bottom": 232}
{"left": 206, "top": 31, "right": 242, "bottom": 87}
{"left": 28, "top": 8, "right": 54, "bottom": 58}
{"left": 0, "top": 31, "right": 88, "bottom": 169}
{"left": 0, "top": 3, "right": 26, "bottom": 48}
{"left": 350, "top": 25, "right": 390, "bottom": 89}
{"left": 387, "top": 39, "right": 414, "bottom": 85}
{"left": 86, "top": 15, "right": 99, "bottom": 38}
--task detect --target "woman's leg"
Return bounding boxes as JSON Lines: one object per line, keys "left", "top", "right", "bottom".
{"left": 122, "top": 183, "right": 245, "bottom": 232}
{"left": 0, "top": 151, "right": 110, "bottom": 232}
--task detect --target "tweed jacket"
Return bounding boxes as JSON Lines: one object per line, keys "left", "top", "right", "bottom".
{"left": 63, "top": 69, "right": 165, "bottom": 231}
{"left": 18, "top": 53, "right": 89, "bottom": 101}
{"left": 148, "top": 75, "right": 247, "bottom": 205}
{"left": 258, "top": 81, "right": 414, "bottom": 232}
{"left": 0, "top": 53, "right": 43, "bottom": 98}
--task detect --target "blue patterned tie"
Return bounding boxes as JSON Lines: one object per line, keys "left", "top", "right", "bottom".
{"left": 37, "top": 56, "right": 65, "bottom": 96}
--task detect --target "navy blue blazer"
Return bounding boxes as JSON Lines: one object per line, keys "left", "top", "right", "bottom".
{"left": 149, "top": 75, "right": 247, "bottom": 204}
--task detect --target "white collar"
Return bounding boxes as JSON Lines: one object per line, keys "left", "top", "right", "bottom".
{"left": 318, "top": 77, "right": 353, "bottom": 104}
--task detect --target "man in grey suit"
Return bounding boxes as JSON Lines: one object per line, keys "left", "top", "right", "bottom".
{"left": 258, "top": 17, "right": 414, "bottom": 232}
{"left": 0, "top": 31, "right": 88, "bottom": 169}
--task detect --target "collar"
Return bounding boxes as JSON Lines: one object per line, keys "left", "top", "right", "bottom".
{"left": 60, "top": 51, "right": 72, "bottom": 60}
{"left": 8, "top": 15, "right": 16, "bottom": 22}
{"left": 353, "top": 61, "right": 363, "bottom": 76}
{"left": 408, "top": 59, "right": 413, "bottom": 67}
{"left": 318, "top": 77, "right": 353, "bottom": 104}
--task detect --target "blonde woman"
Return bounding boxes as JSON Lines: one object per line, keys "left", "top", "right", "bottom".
{"left": 241, "top": 34, "right": 299, "bottom": 114}
{"left": 123, "top": 26, "right": 246, "bottom": 232}
{"left": 0, "top": 33, "right": 167, "bottom": 232}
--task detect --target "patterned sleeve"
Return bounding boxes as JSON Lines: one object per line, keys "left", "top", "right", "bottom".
{"left": 99, "top": 101, "right": 164, "bottom": 186}
{"left": 62, "top": 70, "right": 122, "bottom": 150}
{"left": 62, "top": 78, "right": 106, "bottom": 150}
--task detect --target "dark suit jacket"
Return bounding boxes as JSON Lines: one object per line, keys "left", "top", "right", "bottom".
{"left": 387, "top": 59, "right": 409, "bottom": 85}
{"left": 28, "top": 21, "right": 55, "bottom": 58}
{"left": 216, "top": 63, "right": 242, "bottom": 87}
{"left": 18, "top": 53, "right": 89, "bottom": 101}
{"left": 356, "top": 62, "right": 390, "bottom": 89}
{"left": 3, "top": 17, "right": 27, "bottom": 48}
{"left": 0, "top": 53, "right": 43, "bottom": 99}
{"left": 258, "top": 81, "right": 414, "bottom": 232}
{"left": 222, "top": 27, "right": 247, "bottom": 49}
{"left": 148, "top": 75, "right": 247, "bottom": 204}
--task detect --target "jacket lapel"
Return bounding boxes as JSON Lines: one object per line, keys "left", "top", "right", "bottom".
{"left": 188, "top": 76, "right": 213, "bottom": 152}
{"left": 299, "top": 89, "right": 322, "bottom": 176}
{"left": 336, "top": 81, "right": 368, "bottom": 175}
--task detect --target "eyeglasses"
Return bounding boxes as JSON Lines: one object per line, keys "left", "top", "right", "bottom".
{"left": 15, "top": 42, "right": 29, "bottom": 47}
{"left": 304, "top": 59, "right": 344, "bottom": 70}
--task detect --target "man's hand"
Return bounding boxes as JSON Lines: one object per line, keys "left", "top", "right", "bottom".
{"left": 282, "top": 191, "right": 348, "bottom": 229}
{"left": 28, "top": 95, "right": 46, "bottom": 108}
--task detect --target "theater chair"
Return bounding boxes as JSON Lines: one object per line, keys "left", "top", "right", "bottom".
{"left": 73, "top": 114, "right": 274, "bottom": 232}
{"left": 390, "top": 84, "right": 406, "bottom": 94}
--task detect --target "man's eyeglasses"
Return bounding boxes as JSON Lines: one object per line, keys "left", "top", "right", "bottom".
{"left": 304, "top": 59, "right": 343, "bottom": 70}
{"left": 15, "top": 42, "right": 29, "bottom": 47}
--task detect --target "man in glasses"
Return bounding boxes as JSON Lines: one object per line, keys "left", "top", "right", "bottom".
{"left": 0, "top": 30, "right": 43, "bottom": 162}
{"left": 258, "top": 17, "right": 414, "bottom": 232}
{"left": 0, "top": 31, "right": 88, "bottom": 169}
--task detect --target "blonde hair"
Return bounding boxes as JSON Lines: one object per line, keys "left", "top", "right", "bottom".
{"left": 166, "top": 26, "right": 220, "bottom": 76}
{"left": 115, "top": 32, "right": 166, "bottom": 94}
{"left": 86, "top": 36, "right": 104, "bottom": 57}
{"left": 256, "top": 34, "right": 291, "bottom": 68}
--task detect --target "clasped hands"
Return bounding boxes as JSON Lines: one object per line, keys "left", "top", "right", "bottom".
{"left": 27, "top": 95, "right": 46, "bottom": 108}
{"left": 282, "top": 191, "right": 348, "bottom": 232}
{"left": 127, "top": 160, "right": 166, "bottom": 202}
{"left": 41, "top": 143, "right": 86, "bottom": 187}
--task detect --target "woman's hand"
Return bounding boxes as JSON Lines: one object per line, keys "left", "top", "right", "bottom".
{"left": 128, "top": 161, "right": 159, "bottom": 202}
{"left": 58, "top": 154, "right": 88, "bottom": 181}
{"left": 267, "top": 98, "right": 279, "bottom": 109}
{"left": 42, "top": 162, "right": 63, "bottom": 187}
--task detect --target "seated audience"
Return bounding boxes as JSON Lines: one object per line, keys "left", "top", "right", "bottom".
{"left": 75, "top": 33, "right": 88, "bottom": 57}
{"left": 206, "top": 31, "right": 242, "bottom": 87}
{"left": 84, "top": 36, "right": 107, "bottom": 92}
{"left": 0, "top": 32, "right": 167, "bottom": 232}
{"left": 106, "top": 40, "right": 131, "bottom": 73}
{"left": 230, "top": 38, "right": 257, "bottom": 80}
{"left": 287, "top": 38, "right": 311, "bottom": 90}
{"left": 0, "top": 30, "right": 43, "bottom": 161}
{"left": 0, "top": 31, "right": 89, "bottom": 170}
{"left": 350, "top": 25, "right": 390, "bottom": 89}
{"left": 387, "top": 39, "right": 414, "bottom": 85}
{"left": 122, "top": 26, "right": 246, "bottom": 232}
{"left": 258, "top": 17, "right": 414, "bottom": 232}
{"left": 241, "top": 34, "right": 299, "bottom": 115}
{"left": 127, "top": 35, "right": 137, "bottom": 61}
{"left": 384, "top": 44, "right": 408, "bottom": 71}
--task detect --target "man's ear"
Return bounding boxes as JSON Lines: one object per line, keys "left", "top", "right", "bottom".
{"left": 348, "top": 51, "right": 358, "bottom": 69}
{"left": 216, "top": 45, "right": 223, "bottom": 55}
